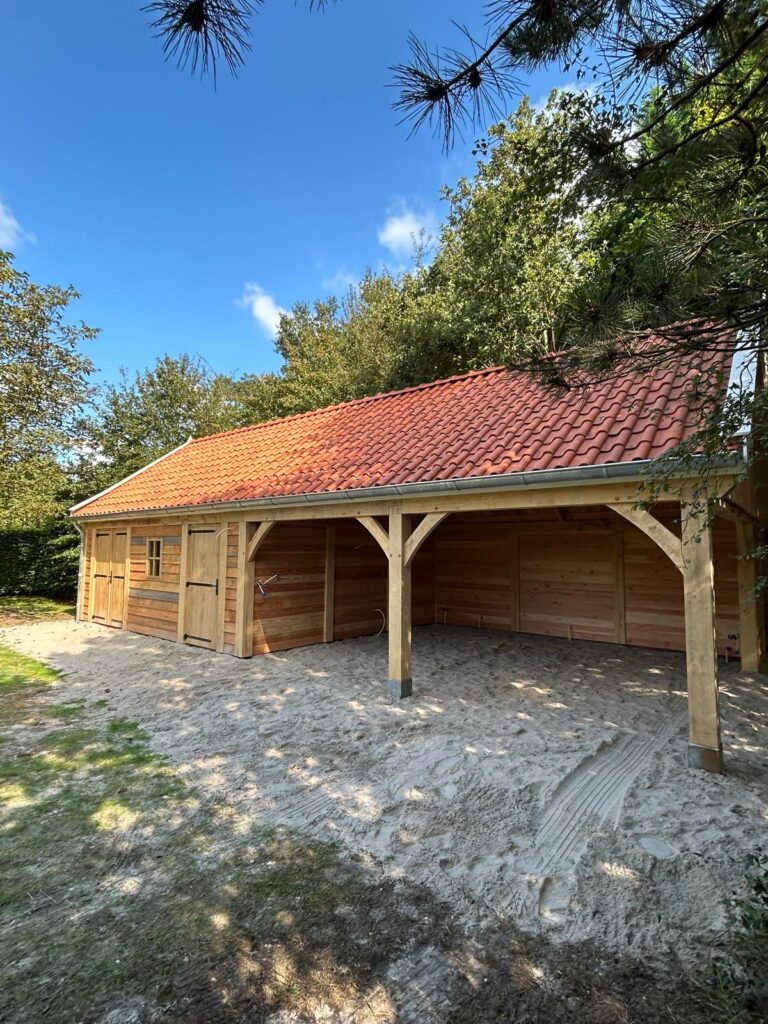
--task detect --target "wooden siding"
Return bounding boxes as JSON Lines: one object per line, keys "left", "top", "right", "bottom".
{"left": 435, "top": 524, "right": 514, "bottom": 630}
{"left": 252, "top": 522, "right": 326, "bottom": 654}
{"left": 79, "top": 527, "right": 93, "bottom": 618}
{"left": 624, "top": 513, "right": 739, "bottom": 656}
{"left": 433, "top": 508, "right": 740, "bottom": 656}
{"left": 519, "top": 522, "right": 617, "bottom": 643}
{"left": 126, "top": 521, "right": 183, "bottom": 642}
{"left": 79, "top": 503, "right": 743, "bottom": 661}
{"left": 333, "top": 520, "right": 388, "bottom": 640}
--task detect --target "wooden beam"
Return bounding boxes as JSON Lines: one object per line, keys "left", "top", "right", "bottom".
{"left": 357, "top": 515, "right": 390, "bottom": 556}
{"left": 735, "top": 519, "right": 762, "bottom": 672}
{"left": 404, "top": 511, "right": 449, "bottom": 566}
{"left": 387, "top": 512, "right": 412, "bottom": 698}
{"left": 246, "top": 520, "right": 276, "bottom": 562}
{"left": 323, "top": 524, "right": 335, "bottom": 643}
{"left": 235, "top": 521, "right": 256, "bottom": 658}
{"left": 176, "top": 524, "right": 189, "bottom": 644}
{"left": 73, "top": 473, "right": 739, "bottom": 526}
{"left": 680, "top": 488, "right": 722, "bottom": 773}
{"left": 608, "top": 503, "right": 685, "bottom": 573}
{"left": 713, "top": 496, "right": 761, "bottom": 526}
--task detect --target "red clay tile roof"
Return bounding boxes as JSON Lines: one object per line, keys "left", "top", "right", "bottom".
{"left": 73, "top": 341, "right": 734, "bottom": 517}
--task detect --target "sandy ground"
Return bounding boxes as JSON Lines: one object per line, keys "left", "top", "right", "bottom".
{"left": 2, "top": 619, "right": 766, "bottom": 964}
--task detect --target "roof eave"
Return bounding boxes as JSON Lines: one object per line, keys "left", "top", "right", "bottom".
{"left": 70, "top": 451, "right": 745, "bottom": 522}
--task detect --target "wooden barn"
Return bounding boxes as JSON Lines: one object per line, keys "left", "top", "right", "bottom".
{"left": 71, "top": 341, "right": 765, "bottom": 774}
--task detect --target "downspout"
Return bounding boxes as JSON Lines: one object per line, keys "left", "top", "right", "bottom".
{"left": 74, "top": 521, "right": 85, "bottom": 622}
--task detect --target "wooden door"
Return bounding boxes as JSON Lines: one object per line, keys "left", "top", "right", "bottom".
{"left": 183, "top": 525, "right": 220, "bottom": 649}
{"left": 91, "top": 531, "right": 113, "bottom": 624}
{"left": 108, "top": 531, "right": 127, "bottom": 627}
{"left": 91, "top": 530, "right": 128, "bottom": 628}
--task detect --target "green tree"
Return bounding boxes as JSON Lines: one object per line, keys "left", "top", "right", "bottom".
{"left": 0, "top": 250, "right": 97, "bottom": 532}
{"left": 387, "top": 94, "right": 613, "bottom": 386}
{"left": 0, "top": 250, "right": 96, "bottom": 470}
{"left": 74, "top": 354, "right": 239, "bottom": 496}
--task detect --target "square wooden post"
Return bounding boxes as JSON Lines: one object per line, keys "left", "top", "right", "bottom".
{"left": 388, "top": 512, "right": 412, "bottom": 698}
{"left": 235, "top": 521, "right": 256, "bottom": 658}
{"left": 681, "top": 490, "right": 723, "bottom": 773}
{"left": 735, "top": 519, "right": 763, "bottom": 672}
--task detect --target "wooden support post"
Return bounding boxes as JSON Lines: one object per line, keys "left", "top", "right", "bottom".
{"left": 735, "top": 519, "right": 762, "bottom": 672}
{"left": 681, "top": 489, "right": 723, "bottom": 773}
{"left": 324, "top": 524, "right": 335, "bottom": 643}
{"left": 235, "top": 521, "right": 256, "bottom": 658}
{"left": 387, "top": 512, "right": 412, "bottom": 698}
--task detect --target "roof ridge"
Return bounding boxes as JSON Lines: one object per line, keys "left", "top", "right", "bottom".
{"left": 190, "top": 364, "right": 510, "bottom": 445}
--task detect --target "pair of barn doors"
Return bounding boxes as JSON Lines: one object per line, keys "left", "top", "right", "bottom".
{"left": 91, "top": 530, "right": 128, "bottom": 627}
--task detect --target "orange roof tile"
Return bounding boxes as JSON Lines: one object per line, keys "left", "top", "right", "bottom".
{"left": 73, "top": 339, "right": 734, "bottom": 517}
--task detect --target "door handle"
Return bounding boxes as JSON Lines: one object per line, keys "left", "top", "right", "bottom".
{"left": 215, "top": 578, "right": 219, "bottom": 596}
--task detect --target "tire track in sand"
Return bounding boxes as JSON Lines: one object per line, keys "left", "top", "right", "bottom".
{"left": 515, "top": 697, "right": 687, "bottom": 925}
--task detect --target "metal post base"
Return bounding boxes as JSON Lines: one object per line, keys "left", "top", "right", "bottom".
{"left": 388, "top": 677, "right": 413, "bottom": 699}
{"left": 688, "top": 742, "right": 724, "bottom": 774}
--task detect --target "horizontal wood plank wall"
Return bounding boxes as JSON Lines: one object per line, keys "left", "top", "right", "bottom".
{"left": 252, "top": 523, "right": 326, "bottom": 654}
{"left": 435, "top": 524, "right": 514, "bottom": 630}
{"left": 223, "top": 522, "right": 239, "bottom": 656}
{"left": 624, "top": 512, "right": 739, "bottom": 656}
{"left": 333, "top": 520, "right": 388, "bottom": 640}
{"left": 412, "top": 535, "right": 436, "bottom": 627}
{"left": 125, "top": 520, "right": 183, "bottom": 642}
{"left": 519, "top": 522, "right": 616, "bottom": 642}
{"left": 713, "top": 517, "right": 740, "bottom": 657}
{"left": 432, "top": 507, "right": 740, "bottom": 656}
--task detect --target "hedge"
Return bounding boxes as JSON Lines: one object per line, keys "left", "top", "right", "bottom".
{"left": 0, "top": 522, "right": 80, "bottom": 598}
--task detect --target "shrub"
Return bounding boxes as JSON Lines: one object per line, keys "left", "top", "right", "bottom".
{"left": 711, "top": 848, "right": 768, "bottom": 1023}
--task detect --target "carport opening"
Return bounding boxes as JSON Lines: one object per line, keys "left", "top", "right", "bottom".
{"left": 249, "top": 504, "right": 740, "bottom": 662}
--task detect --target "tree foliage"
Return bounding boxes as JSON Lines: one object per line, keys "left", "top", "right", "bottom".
{"left": 72, "top": 354, "right": 240, "bottom": 498}
{"left": 0, "top": 251, "right": 96, "bottom": 468}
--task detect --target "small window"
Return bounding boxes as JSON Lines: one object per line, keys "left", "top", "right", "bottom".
{"left": 146, "top": 538, "right": 163, "bottom": 578}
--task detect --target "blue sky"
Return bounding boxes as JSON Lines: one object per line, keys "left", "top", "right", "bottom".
{"left": 1, "top": 2, "right": 562, "bottom": 386}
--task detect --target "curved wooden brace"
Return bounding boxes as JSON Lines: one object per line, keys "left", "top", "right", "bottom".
{"left": 356, "top": 516, "right": 390, "bottom": 557}
{"left": 404, "top": 512, "right": 449, "bottom": 567}
{"left": 608, "top": 503, "right": 685, "bottom": 573}
{"left": 247, "top": 520, "right": 277, "bottom": 562}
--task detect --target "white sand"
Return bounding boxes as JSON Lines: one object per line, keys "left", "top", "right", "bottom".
{"left": 3, "top": 620, "right": 766, "bottom": 961}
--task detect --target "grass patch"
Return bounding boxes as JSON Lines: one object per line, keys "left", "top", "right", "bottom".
{"left": 709, "top": 849, "right": 768, "bottom": 1023}
{"left": 0, "top": 595, "right": 75, "bottom": 627}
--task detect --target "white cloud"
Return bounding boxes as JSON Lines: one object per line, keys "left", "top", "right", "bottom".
{"left": 377, "top": 200, "right": 437, "bottom": 260}
{"left": 0, "top": 196, "right": 33, "bottom": 249}
{"left": 236, "top": 283, "right": 287, "bottom": 338}
{"left": 533, "top": 81, "right": 596, "bottom": 113}
{"left": 321, "top": 267, "right": 358, "bottom": 292}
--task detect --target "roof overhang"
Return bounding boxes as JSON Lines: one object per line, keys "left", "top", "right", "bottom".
{"left": 70, "top": 452, "right": 746, "bottom": 522}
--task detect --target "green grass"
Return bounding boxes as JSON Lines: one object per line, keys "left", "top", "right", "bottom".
{"left": 0, "top": 595, "right": 75, "bottom": 626}
{"left": 0, "top": 644, "right": 391, "bottom": 1024}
